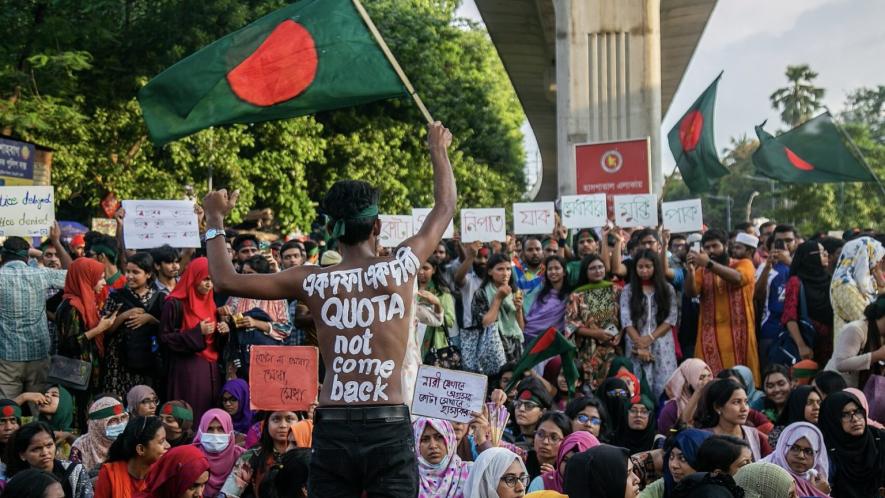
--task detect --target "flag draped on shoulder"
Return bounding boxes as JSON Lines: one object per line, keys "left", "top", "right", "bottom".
{"left": 752, "top": 112, "right": 876, "bottom": 183}
{"left": 505, "top": 328, "right": 578, "bottom": 396}
{"left": 667, "top": 72, "right": 729, "bottom": 194}
{"left": 138, "top": 0, "right": 406, "bottom": 145}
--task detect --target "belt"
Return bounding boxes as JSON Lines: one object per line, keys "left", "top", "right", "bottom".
{"left": 315, "top": 404, "right": 409, "bottom": 422}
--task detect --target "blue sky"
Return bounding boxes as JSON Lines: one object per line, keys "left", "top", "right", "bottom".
{"left": 457, "top": 0, "right": 885, "bottom": 184}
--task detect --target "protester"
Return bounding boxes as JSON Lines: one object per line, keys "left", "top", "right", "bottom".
{"left": 220, "top": 379, "right": 253, "bottom": 438}
{"left": 88, "top": 234, "right": 125, "bottom": 294}
{"left": 525, "top": 412, "right": 571, "bottom": 479}
{"left": 695, "top": 379, "right": 771, "bottom": 459}
{"left": 413, "top": 417, "right": 471, "bottom": 498}
{"left": 514, "top": 237, "right": 544, "bottom": 293}
{"left": 157, "top": 401, "right": 194, "bottom": 448}
{"left": 597, "top": 378, "right": 631, "bottom": 445}
{"left": 126, "top": 385, "right": 158, "bottom": 417}
{"left": 193, "top": 409, "right": 244, "bottom": 498}
{"left": 417, "top": 256, "right": 458, "bottom": 359}
{"left": 150, "top": 245, "right": 180, "bottom": 293}
{"left": 523, "top": 256, "right": 569, "bottom": 344}
{"left": 37, "top": 386, "right": 74, "bottom": 442}
{"left": 638, "top": 428, "right": 711, "bottom": 498}
{"left": 7, "top": 421, "right": 92, "bottom": 498}
{"left": 564, "top": 397, "right": 607, "bottom": 439}
{"left": 755, "top": 225, "right": 799, "bottom": 367}
{"left": 761, "top": 421, "right": 831, "bottom": 497}
{"left": 455, "top": 243, "right": 489, "bottom": 330}
{"left": 1, "top": 468, "right": 64, "bottom": 498}
{"left": 826, "top": 294, "right": 885, "bottom": 387}
{"left": 220, "top": 411, "right": 299, "bottom": 498}
{"left": 733, "top": 462, "right": 796, "bottom": 498}
{"left": 751, "top": 364, "right": 791, "bottom": 423}
{"left": 669, "top": 472, "right": 743, "bottom": 498}
{"left": 70, "top": 396, "right": 128, "bottom": 472}
{"left": 657, "top": 359, "right": 712, "bottom": 434}
{"left": 790, "top": 359, "right": 819, "bottom": 386}
{"left": 470, "top": 253, "right": 525, "bottom": 365}
{"left": 829, "top": 236, "right": 885, "bottom": 341}
{"left": 265, "top": 448, "right": 311, "bottom": 498}
{"left": 463, "top": 447, "right": 527, "bottom": 498}
{"left": 566, "top": 230, "right": 600, "bottom": 287}
{"left": 694, "top": 435, "right": 753, "bottom": 476}
{"left": 528, "top": 431, "right": 598, "bottom": 493}
{"left": 510, "top": 378, "right": 553, "bottom": 452}
{"left": 843, "top": 387, "right": 884, "bottom": 429}
{"left": 0, "top": 399, "right": 22, "bottom": 480}
{"left": 783, "top": 241, "right": 834, "bottom": 364}
{"left": 563, "top": 444, "right": 640, "bottom": 498}
{"left": 94, "top": 416, "right": 169, "bottom": 498}
{"left": 811, "top": 371, "right": 847, "bottom": 400}
{"left": 137, "top": 445, "right": 209, "bottom": 498}
{"left": 622, "top": 395, "right": 657, "bottom": 454}
{"left": 768, "top": 386, "right": 821, "bottom": 447}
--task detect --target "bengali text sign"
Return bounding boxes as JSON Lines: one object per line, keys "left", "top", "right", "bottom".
{"left": 411, "top": 208, "right": 454, "bottom": 239}
{"left": 662, "top": 199, "right": 703, "bottom": 233}
{"left": 613, "top": 194, "right": 658, "bottom": 228}
{"left": 561, "top": 194, "right": 607, "bottom": 228}
{"left": 461, "top": 208, "right": 506, "bottom": 243}
{"left": 0, "top": 186, "right": 54, "bottom": 237}
{"left": 512, "top": 202, "right": 555, "bottom": 235}
{"left": 0, "top": 138, "right": 35, "bottom": 183}
{"left": 411, "top": 365, "right": 488, "bottom": 423}
{"left": 122, "top": 200, "right": 200, "bottom": 249}
{"left": 249, "top": 346, "right": 319, "bottom": 411}
{"left": 378, "top": 215, "right": 412, "bottom": 248}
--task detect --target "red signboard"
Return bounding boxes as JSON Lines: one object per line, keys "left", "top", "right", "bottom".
{"left": 575, "top": 138, "right": 651, "bottom": 216}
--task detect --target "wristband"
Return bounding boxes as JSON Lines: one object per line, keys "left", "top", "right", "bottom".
{"left": 705, "top": 260, "right": 714, "bottom": 270}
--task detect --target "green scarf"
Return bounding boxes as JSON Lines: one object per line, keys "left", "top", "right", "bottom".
{"left": 41, "top": 385, "right": 74, "bottom": 432}
{"left": 329, "top": 204, "right": 379, "bottom": 239}
{"left": 483, "top": 283, "right": 521, "bottom": 339}
{"left": 572, "top": 279, "right": 613, "bottom": 294}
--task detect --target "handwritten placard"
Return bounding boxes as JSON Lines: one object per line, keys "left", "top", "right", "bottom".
{"left": 0, "top": 186, "right": 54, "bottom": 237}
{"left": 378, "top": 215, "right": 412, "bottom": 248}
{"left": 662, "top": 199, "right": 703, "bottom": 233}
{"left": 121, "top": 200, "right": 199, "bottom": 249}
{"left": 411, "top": 365, "right": 488, "bottom": 423}
{"left": 412, "top": 208, "right": 454, "bottom": 239}
{"left": 461, "top": 208, "right": 506, "bottom": 243}
{"left": 249, "top": 346, "right": 319, "bottom": 411}
{"left": 512, "top": 202, "right": 555, "bottom": 235}
{"left": 613, "top": 194, "right": 658, "bottom": 228}
{"left": 561, "top": 194, "right": 607, "bottom": 228}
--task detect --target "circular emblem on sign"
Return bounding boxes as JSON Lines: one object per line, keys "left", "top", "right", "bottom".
{"left": 600, "top": 149, "right": 623, "bottom": 174}
{"left": 20, "top": 146, "right": 30, "bottom": 161}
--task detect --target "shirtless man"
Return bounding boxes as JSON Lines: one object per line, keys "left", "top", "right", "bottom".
{"left": 202, "top": 122, "right": 455, "bottom": 498}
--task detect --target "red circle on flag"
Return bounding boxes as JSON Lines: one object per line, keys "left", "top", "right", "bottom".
{"left": 785, "top": 147, "right": 815, "bottom": 171}
{"left": 529, "top": 328, "right": 557, "bottom": 355}
{"left": 227, "top": 20, "right": 318, "bottom": 107}
{"left": 679, "top": 110, "right": 704, "bottom": 152}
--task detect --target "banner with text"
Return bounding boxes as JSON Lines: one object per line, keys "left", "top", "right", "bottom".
{"left": 411, "top": 365, "right": 488, "bottom": 423}
{"left": 378, "top": 215, "right": 412, "bottom": 248}
{"left": 122, "top": 200, "right": 200, "bottom": 249}
{"left": 0, "top": 138, "right": 35, "bottom": 186}
{"left": 249, "top": 346, "right": 319, "bottom": 411}
{"left": 461, "top": 208, "right": 506, "bottom": 243}
{"left": 575, "top": 138, "right": 651, "bottom": 217}
{"left": 513, "top": 202, "right": 555, "bottom": 235}
{"left": 662, "top": 199, "right": 703, "bottom": 233}
{"left": 0, "top": 186, "right": 54, "bottom": 237}
{"left": 614, "top": 194, "right": 658, "bottom": 228}
{"left": 561, "top": 194, "right": 608, "bottom": 229}
{"left": 412, "top": 208, "right": 454, "bottom": 239}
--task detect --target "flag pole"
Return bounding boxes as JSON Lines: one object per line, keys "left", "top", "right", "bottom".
{"left": 823, "top": 109, "right": 885, "bottom": 200}
{"left": 351, "top": 0, "right": 434, "bottom": 124}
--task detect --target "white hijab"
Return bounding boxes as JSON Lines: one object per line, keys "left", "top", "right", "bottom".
{"left": 463, "top": 448, "right": 525, "bottom": 498}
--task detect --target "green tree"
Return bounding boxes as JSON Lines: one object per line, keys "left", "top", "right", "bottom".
{"left": 769, "top": 64, "right": 825, "bottom": 126}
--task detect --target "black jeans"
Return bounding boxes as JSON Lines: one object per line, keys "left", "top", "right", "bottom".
{"left": 309, "top": 405, "right": 417, "bottom": 498}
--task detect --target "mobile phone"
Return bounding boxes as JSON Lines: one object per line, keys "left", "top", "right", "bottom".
{"left": 104, "top": 303, "right": 123, "bottom": 316}
{"left": 774, "top": 239, "right": 786, "bottom": 250}
{"left": 691, "top": 242, "right": 701, "bottom": 253}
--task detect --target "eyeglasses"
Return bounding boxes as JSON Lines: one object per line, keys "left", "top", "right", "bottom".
{"left": 841, "top": 408, "right": 865, "bottom": 422}
{"left": 788, "top": 445, "right": 815, "bottom": 458}
{"left": 628, "top": 408, "right": 650, "bottom": 417}
{"left": 140, "top": 397, "right": 159, "bottom": 406}
{"left": 499, "top": 474, "right": 530, "bottom": 488}
{"left": 607, "top": 389, "right": 629, "bottom": 398}
{"left": 515, "top": 400, "right": 540, "bottom": 411}
{"left": 222, "top": 396, "right": 238, "bottom": 405}
{"left": 535, "top": 430, "right": 563, "bottom": 444}
{"left": 576, "top": 414, "right": 601, "bottom": 426}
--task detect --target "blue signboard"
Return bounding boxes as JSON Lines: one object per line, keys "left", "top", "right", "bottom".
{"left": 0, "top": 138, "right": 35, "bottom": 180}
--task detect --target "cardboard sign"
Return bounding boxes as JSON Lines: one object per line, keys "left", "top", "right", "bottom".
{"left": 412, "top": 208, "right": 454, "bottom": 239}
{"left": 0, "top": 186, "right": 54, "bottom": 237}
{"left": 378, "top": 215, "right": 412, "bottom": 248}
{"left": 122, "top": 200, "right": 200, "bottom": 249}
{"left": 561, "top": 194, "right": 608, "bottom": 228}
{"left": 249, "top": 346, "right": 319, "bottom": 411}
{"left": 411, "top": 365, "right": 488, "bottom": 423}
{"left": 461, "top": 208, "right": 506, "bottom": 243}
{"left": 613, "top": 194, "right": 658, "bottom": 228}
{"left": 662, "top": 199, "right": 703, "bottom": 233}
{"left": 91, "top": 218, "right": 117, "bottom": 236}
{"left": 512, "top": 202, "right": 555, "bottom": 235}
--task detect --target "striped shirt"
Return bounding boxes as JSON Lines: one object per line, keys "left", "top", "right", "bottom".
{"left": 0, "top": 261, "right": 67, "bottom": 361}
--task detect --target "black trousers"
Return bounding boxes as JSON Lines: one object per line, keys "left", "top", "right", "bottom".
{"left": 309, "top": 404, "right": 418, "bottom": 498}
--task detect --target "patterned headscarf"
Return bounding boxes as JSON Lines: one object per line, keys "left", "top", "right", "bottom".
{"left": 734, "top": 462, "right": 795, "bottom": 498}
{"left": 761, "top": 421, "right": 829, "bottom": 497}
{"left": 832, "top": 236, "right": 885, "bottom": 301}
{"left": 413, "top": 417, "right": 471, "bottom": 498}
{"left": 70, "top": 396, "right": 127, "bottom": 471}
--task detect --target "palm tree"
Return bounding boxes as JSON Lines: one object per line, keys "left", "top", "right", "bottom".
{"left": 770, "top": 64, "right": 825, "bottom": 126}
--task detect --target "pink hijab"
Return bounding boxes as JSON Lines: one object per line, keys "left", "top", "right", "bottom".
{"left": 664, "top": 358, "right": 709, "bottom": 416}
{"left": 193, "top": 408, "right": 245, "bottom": 497}
{"left": 844, "top": 387, "right": 884, "bottom": 429}
{"left": 761, "top": 421, "right": 830, "bottom": 497}
{"left": 413, "top": 417, "right": 472, "bottom": 498}
{"left": 540, "top": 431, "right": 599, "bottom": 492}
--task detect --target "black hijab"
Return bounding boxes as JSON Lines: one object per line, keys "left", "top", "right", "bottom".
{"left": 596, "top": 377, "right": 631, "bottom": 443}
{"left": 619, "top": 394, "right": 657, "bottom": 454}
{"left": 776, "top": 385, "right": 814, "bottom": 426}
{"left": 671, "top": 472, "right": 745, "bottom": 498}
{"left": 818, "top": 391, "right": 885, "bottom": 498}
{"left": 563, "top": 445, "right": 630, "bottom": 498}
{"left": 790, "top": 241, "right": 834, "bottom": 325}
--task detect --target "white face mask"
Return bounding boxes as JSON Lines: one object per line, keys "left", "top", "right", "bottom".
{"left": 200, "top": 432, "right": 230, "bottom": 453}
{"left": 105, "top": 421, "right": 127, "bottom": 440}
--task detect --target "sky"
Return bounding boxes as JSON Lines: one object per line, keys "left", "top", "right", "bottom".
{"left": 457, "top": 0, "right": 885, "bottom": 184}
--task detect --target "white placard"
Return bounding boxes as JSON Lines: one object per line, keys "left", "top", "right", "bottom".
{"left": 0, "top": 186, "right": 55, "bottom": 237}
{"left": 122, "top": 200, "right": 200, "bottom": 249}
{"left": 512, "top": 202, "right": 555, "bottom": 235}
{"left": 411, "top": 208, "right": 454, "bottom": 239}
{"left": 561, "top": 194, "right": 608, "bottom": 229}
{"left": 411, "top": 365, "right": 488, "bottom": 423}
{"left": 378, "top": 215, "right": 412, "bottom": 248}
{"left": 613, "top": 194, "right": 658, "bottom": 228}
{"left": 662, "top": 199, "right": 703, "bottom": 233}
{"left": 461, "top": 208, "right": 506, "bottom": 243}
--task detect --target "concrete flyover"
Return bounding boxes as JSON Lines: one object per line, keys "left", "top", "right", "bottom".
{"left": 475, "top": 0, "right": 717, "bottom": 200}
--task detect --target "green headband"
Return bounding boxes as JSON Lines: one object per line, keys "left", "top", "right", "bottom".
{"left": 330, "top": 204, "right": 379, "bottom": 239}
{"left": 1, "top": 247, "right": 29, "bottom": 259}
{"left": 161, "top": 403, "right": 193, "bottom": 421}
{"left": 91, "top": 244, "right": 117, "bottom": 259}
{"left": 0, "top": 401, "right": 21, "bottom": 419}
{"left": 89, "top": 403, "right": 125, "bottom": 420}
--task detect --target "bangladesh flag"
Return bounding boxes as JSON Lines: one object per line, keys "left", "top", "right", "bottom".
{"left": 505, "top": 328, "right": 579, "bottom": 396}
{"left": 667, "top": 72, "right": 729, "bottom": 193}
{"left": 138, "top": 0, "right": 406, "bottom": 145}
{"left": 752, "top": 112, "right": 876, "bottom": 183}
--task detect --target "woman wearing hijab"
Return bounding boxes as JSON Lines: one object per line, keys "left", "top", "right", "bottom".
{"left": 669, "top": 472, "right": 744, "bottom": 498}
{"left": 767, "top": 386, "right": 822, "bottom": 448}
{"left": 818, "top": 390, "right": 885, "bottom": 497}
{"left": 463, "top": 447, "right": 527, "bottom": 498}
{"left": 220, "top": 379, "right": 253, "bottom": 437}
{"left": 563, "top": 444, "right": 641, "bottom": 498}
{"left": 528, "top": 431, "right": 598, "bottom": 493}
{"left": 830, "top": 236, "right": 885, "bottom": 342}
{"left": 826, "top": 294, "right": 885, "bottom": 388}
{"left": 597, "top": 378, "right": 631, "bottom": 445}
{"left": 159, "top": 258, "right": 227, "bottom": 423}
{"left": 657, "top": 359, "right": 712, "bottom": 435}
{"left": 639, "top": 428, "right": 711, "bottom": 498}
{"left": 413, "top": 416, "right": 471, "bottom": 498}
{"left": 843, "top": 387, "right": 884, "bottom": 429}
{"left": 193, "top": 409, "right": 244, "bottom": 498}
{"left": 622, "top": 395, "right": 657, "bottom": 454}
{"left": 37, "top": 385, "right": 74, "bottom": 445}
{"left": 158, "top": 401, "right": 195, "bottom": 448}
{"left": 95, "top": 416, "right": 169, "bottom": 498}
{"left": 782, "top": 241, "right": 834, "bottom": 364}
{"left": 761, "top": 422, "right": 831, "bottom": 497}
{"left": 733, "top": 462, "right": 796, "bottom": 498}
{"left": 136, "top": 445, "right": 210, "bottom": 498}
{"left": 70, "top": 396, "right": 129, "bottom": 473}
{"left": 126, "top": 385, "right": 158, "bottom": 418}
{"left": 733, "top": 365, "right": 763, "bottom": 407}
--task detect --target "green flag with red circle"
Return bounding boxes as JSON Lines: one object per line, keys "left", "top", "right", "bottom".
{"left": 504, "top": 328, "right": 578, "bottom": 396}
{"left": 667, "top": 72, "right": 728, "bottom": 193}
{"left": 138, "top": 0, "right": 406, "bottom": 145}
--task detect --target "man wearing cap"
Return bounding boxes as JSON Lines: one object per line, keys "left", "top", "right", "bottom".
{"left": 731, "top": 232, "right": 759, "bottom": 262}
{"left": 0, "top": 224, "right": 71, "bottom": 399}
{"left": 754, "top": 224, "right": 799, "bottom": 367}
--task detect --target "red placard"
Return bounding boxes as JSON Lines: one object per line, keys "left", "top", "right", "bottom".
{"left": 249, "top": 346, "right": 318, "bottom": 411}
{"left": 575, "top": 138, "right": 651, "bottom": 216}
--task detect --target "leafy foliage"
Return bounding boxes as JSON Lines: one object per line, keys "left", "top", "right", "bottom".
{"left": 769, "top": 64, "right": 826, "bottom": 127}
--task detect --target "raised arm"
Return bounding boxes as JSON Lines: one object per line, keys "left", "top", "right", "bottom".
{"left": 404, "top": 122, "right": 457, "bottom": 264}
{"left": 49, "top": 222, "right": 72, "bottom": 269}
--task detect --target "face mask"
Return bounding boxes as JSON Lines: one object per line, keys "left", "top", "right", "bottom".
{"left": 200, "top": 432, "right": 230, "bottom": 453}
{"left": 105, "top": 421, "right": 127, "bottom": 440}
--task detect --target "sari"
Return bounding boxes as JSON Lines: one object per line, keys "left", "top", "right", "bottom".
{"left": 566, "top": 281, "right": 619, "bottom": 390}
